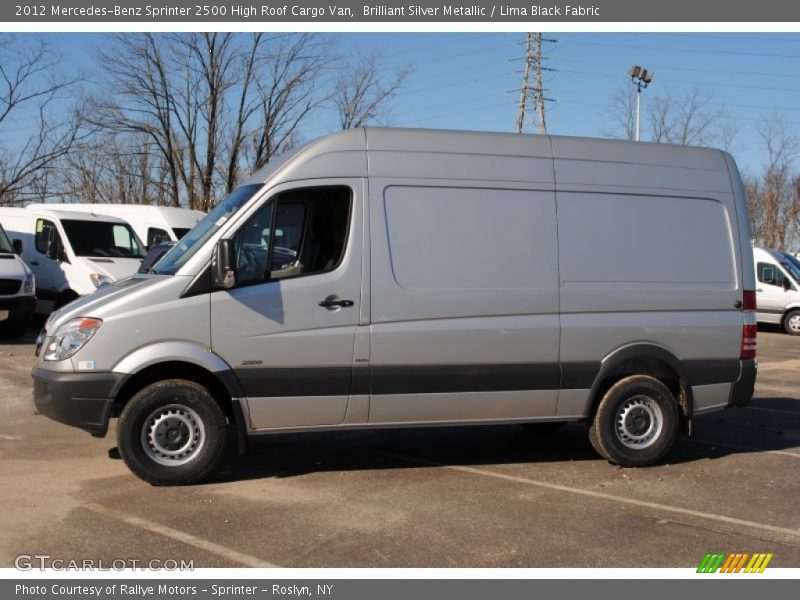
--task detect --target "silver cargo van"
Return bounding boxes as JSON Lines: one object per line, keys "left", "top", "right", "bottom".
{"left": 32, "top": 128, "right": 757, "bottom": 485}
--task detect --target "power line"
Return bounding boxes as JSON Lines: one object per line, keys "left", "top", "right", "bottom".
{"left": 557, "top": 68, "right": 800, "bottom": 94}
{"left": 563, "top": 39, "right": 800, "bottom": 59}
{"left": 556, "top": 56, "right": 800, "bottom": 81}
{"left": 382, "top": 33, "right": 505, "bottom": 59}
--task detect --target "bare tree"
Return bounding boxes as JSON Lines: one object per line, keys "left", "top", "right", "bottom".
{"left": 605, "top": 85, "right": 731, "bottom": 148}
{"left": 745, "top": 112, "right": 800, "bottom": 250}
{"left": 334, "top": 51, "right": 411, "bottom": 130}
{"left": 92, "top": 33, "right": 185, "bottom": 207}
{"left": 90, "top": 33, "right": 333, "bottom": 209}
{"left": 604, "top": 87, "right": 637, "bottom": 140}
{"left": 250, "top": 33, "right": 334, "bottom": 169}
{"left": 56, "top": 132, "right": 170, "bottom": 207}
{"left": 0, "top": 35, "right": 84, "bottom": 205}
{"left": 648, "top": 87, "right": 725, "bottom": 146}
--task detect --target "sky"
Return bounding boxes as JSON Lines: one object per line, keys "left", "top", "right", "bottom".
{"left": 5, "top": 32, "right": 800, "bottom": 175}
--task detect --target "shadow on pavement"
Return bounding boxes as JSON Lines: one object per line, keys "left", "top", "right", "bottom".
{"left": 181, "top": 397, "right": 800, "bottom": 485}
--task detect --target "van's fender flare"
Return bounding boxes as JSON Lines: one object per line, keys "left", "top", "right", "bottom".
{"left": 588, "top": 343, "right": 694, "bottom": 417}
{"left": 110, "top": 341, "right": 248, "bottom": 453}
{"left": 110, "top": 341, "right": 245, "bottom": 408}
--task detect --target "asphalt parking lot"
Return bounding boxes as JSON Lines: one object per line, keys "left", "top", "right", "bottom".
{"left": 1, "top": 326, "right": 799, "bottom": 569}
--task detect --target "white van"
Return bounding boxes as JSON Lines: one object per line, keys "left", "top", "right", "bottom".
{"left": 32, "top": 128, "right": 756, "bottom": 485}
{"left": 0, "top": 207, "right": 145, "bottom": 313}
{"left": 753, "top": 247, "right": 800, "bottom": 334}
{"left": 28, "top": 204, "right": 205, "bottom": 248}
{"left": 0, "top": 222, "right": 36, "bottom": 338}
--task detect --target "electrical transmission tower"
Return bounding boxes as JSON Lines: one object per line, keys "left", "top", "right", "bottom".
{"left": 515, "top": 32, "right": 556, "bottom": 134}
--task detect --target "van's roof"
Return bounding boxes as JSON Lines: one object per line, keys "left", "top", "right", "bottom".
{"left": 244, "top": 127, "right": 731, "bottom": 193}
{"left": 26, "top": 203, "right": 205, "bottom": 217}
{"left": 22, "top": 206, "right": 130, "bottom": 224}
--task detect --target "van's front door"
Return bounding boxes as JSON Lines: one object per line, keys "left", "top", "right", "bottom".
{"left": 756, "top": 259, "right": 795, "bottom": 321}
{"left": 210, "top": 181, "right": 363, "bottom": 430}
{"left": 30, "top": 217, "right": 69, "bottom": 303}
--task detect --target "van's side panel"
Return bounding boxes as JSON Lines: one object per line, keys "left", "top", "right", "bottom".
{"left": 367, "top": 172, "right": 561, "bottom": 423}
{"left": 552, "top": 138, "right": 745, "bottom": 415}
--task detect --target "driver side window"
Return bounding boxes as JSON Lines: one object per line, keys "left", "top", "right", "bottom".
{"left": 233, "top": 185, "right": 351, "bottom": 287}
{"left": 235, "top": 201, "right": 274, "bottom": 286}
{"left": 35, "top": 219, "right": 61, "bottom": 257}
{"left": 758, "top": 262, "right": 786, "bottom": 288}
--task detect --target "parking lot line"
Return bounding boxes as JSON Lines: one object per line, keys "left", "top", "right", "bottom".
{"left": 378, "top": 452, "right": 800, "bottom": 544}
{"left": 82, "top": 503, "right": 279, "bottom": 568}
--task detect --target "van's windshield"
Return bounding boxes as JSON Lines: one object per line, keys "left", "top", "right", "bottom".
{"left": 778, "top": 251, "right": 800, "bottom": 283}
{"left": 153, "top": 184, "right": 264, "bottom": 275}
{"left": 0, "top": 224, "right": 13, "bottom": 254}
{"left": 61, "top": 220, "right": 145, "bottom": 259}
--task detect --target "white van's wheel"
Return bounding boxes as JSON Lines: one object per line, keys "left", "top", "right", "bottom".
{"left": 588, "top": 375, "right": 678, "bottom": 467}
{"left": 783, "top": 310, "right": 800, "bottom": 335}
{"left": 117, "top": 379, "right": 227, "bottom": 485}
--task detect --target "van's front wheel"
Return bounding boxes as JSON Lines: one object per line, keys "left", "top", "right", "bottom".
{"left": 117, "top": 379, "right": 228, "bottom": 485}
{"left": 783, "top": 309, "right": 800, "bottom": 335}
{"left": 588, "top": 375, "right": 678, "bottom": 467}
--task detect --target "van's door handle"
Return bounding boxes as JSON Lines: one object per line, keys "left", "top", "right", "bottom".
{"left": 756, "top": 288, "right": 764, "bottom": 292}
{"left": 30, "top": 261, "right": 39, "bottom": 266}
{"left": 319, "top": 295, "right": 354, "bottom": 309}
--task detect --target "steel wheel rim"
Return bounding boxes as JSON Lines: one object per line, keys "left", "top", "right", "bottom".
{"left": 614, "top": 395, "right": 663, "bottom": 450}
{"left": 141, "top": 404, "right": 205, "bottom": 467}
{"left": 789, "top": 314, "right": 800, "bottom": 333}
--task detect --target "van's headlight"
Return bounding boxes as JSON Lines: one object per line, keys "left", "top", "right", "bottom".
{"left": 90, "top": 273, "right": 113, "bottom": 289}
{"left": 21, "top": 272, "right": 35, "bottom": 295}
{"left": 43, "top": 318, "right": 102, "bottom": 362}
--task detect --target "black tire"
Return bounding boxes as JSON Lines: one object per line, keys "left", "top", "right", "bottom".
{"left": 588, "top": 375, "right": 679, "bottom": 467}
{"left": 0, "top": 316, "right": 28, "bottom": 339}
{"left": 783, "top": 309, "right": 800, "bottom": 336}
{"left": 117, "top": 379, "right": 228, "bottom": 485}
{"left": 521, "top": 422, "right": 567, "bottom": 434}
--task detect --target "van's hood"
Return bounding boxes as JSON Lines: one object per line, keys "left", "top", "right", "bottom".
{"left": 0, "top": 253, "right": 29, "bottom": 279}
{"left": 82, "top": 257, "right": 142, "bottom": 282}
{"left": 46, "top": 275, "right": 163, "bottom": 333}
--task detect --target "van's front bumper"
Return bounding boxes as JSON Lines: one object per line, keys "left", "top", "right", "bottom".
{"left": 729, "top": 359, "right": 757, "bottom": 407}
{"left": 32, "top": 367, "right": 123, "bottom": 436}
{"left": 0, "top": 295, "right": 35, "bottom": 321}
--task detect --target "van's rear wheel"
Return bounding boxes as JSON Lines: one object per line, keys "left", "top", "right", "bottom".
{"left": 588, "top": 375, "right": 678, "bottom": 467}
{"left": 783, "top": 309, "right": 800, "bottom": 335}
{"left": 117, "top": 379, "right": 227, "bottom": 485}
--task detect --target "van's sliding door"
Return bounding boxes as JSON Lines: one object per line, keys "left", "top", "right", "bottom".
{"left": 367, "top": 183, "right": 561, "bottom": 424}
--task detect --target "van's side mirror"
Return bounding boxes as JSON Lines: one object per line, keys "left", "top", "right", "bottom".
{"left": 211, "top": 239, "right": 236, "bottom": 290}
{"left": 784, "top": 277, "right": 792, "bottom": 291}
{"left": 12, "top": 239, "right": 22, "bottom": 256}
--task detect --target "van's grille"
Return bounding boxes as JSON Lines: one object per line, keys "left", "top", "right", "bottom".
{"left": 0, "top": 278, "right": 21, "bottom": 295}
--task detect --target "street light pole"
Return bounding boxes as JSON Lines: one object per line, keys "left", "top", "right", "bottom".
{"left": 635, "top": 83, "right": 641, "bottom": 142}
{"left": 628, "top": 65, "right": 654, "bottom": 142}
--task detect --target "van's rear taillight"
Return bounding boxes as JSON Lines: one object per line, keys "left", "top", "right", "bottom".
{"left": 741, "top": 291, "right": 757, "bottom": 360}
{"left": 743, "top": 290, "right": 756, "bottom": 311}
